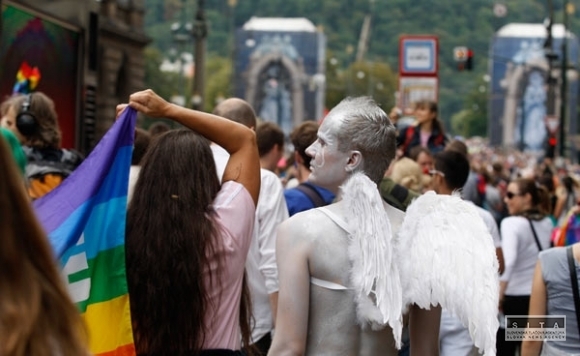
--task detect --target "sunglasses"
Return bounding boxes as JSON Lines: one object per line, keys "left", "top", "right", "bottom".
{"left": 505, "top": 191, "right": 521, "bottom": 199}
{"left": 428, "top": 169, "right": 445, "bottom": 177}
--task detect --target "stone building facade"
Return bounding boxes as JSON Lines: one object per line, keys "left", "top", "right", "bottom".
{"left": 1, "top": 0, "right": 150, "bottom": 152}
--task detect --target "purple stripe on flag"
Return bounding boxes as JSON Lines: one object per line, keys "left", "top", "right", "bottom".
{"left": 34, "top": 108, "right": 136, "bottom": 233}
{"left": 43, "top": 146, "right": 132, "bottom": 256}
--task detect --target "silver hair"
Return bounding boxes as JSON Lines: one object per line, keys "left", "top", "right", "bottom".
{"left": 329, "top": 96, "right": 396, "bottom": 184}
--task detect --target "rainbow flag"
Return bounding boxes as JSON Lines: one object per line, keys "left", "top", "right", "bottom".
{"left": 34, "top": 109, "right": 137, "bottom": 356}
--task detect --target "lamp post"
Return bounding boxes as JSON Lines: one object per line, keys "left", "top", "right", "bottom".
{"left": 171, "top": 0, "right": 194, "bottom": 107}
{"left": 192, "top": 0, "right": 207, "bottom": 111}
{"left": 558, "top": 0, "right": 570, "bottom": 158}
{"left": 228, "top": 0, "right": 237, "bottom": 96}
{"left": 544, "top": 0, "right": 558, "bottom": 158}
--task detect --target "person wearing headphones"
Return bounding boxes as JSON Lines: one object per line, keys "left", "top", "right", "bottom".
{"left": 0, "top": 92, "right": 83, "bottom": 199}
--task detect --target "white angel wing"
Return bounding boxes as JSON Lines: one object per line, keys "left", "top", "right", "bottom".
{"left": 396, "top": 191, "right": 499, "bottom": 355}
{"left": 341, "top": 172, "right": 404, "bottom": 348}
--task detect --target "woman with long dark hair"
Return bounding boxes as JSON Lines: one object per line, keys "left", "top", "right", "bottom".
{"left": 0, "top": 132, "right": 88, "bottom": 355}
{"left": 498, "top": 178, "right": 554, "bottom": 355}
{"left": 119, "top": 90, "right": 260, "bottom": 356}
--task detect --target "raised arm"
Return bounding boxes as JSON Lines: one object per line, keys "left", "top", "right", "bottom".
{"left": 120, "top": 89, "right": 260, "bottom": 205}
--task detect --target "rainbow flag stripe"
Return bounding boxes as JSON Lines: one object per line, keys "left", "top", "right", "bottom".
{"left": 34, "top": 109, "right": 137, "bottom": 356}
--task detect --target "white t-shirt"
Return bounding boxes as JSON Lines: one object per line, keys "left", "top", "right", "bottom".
{"left": 472, "top": 202, "right": 501, "bottom": 248}
{"left": 500, "top": 216, "right": 553, "bottom": 295}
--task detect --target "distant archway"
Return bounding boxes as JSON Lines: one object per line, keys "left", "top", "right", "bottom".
{"left": 501, "top": 58, "right": 550, "bottom": 148}
{"left": 245, "top": 53, "right": 304, "bottom": 133}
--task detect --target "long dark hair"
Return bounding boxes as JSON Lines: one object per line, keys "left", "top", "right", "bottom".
{"left": 415, "top": 99, "right": 445, "bottom": 136}
{"left": 126, "top": 129, "right": 253, "bottom": 354}
{"left": 0, "top": 135, "right": 88, "bottom": 355}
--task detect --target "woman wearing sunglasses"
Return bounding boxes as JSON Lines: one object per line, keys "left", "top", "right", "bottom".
{"left": 498, "top": 178, "right": 554, "bottom": 355}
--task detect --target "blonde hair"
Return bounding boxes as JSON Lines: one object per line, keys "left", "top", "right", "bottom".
{"left": 390, "top": 157, "right": 425, "bottom": 193}
{"left": 0, "top": 137, "right": 88, "bottom": 355}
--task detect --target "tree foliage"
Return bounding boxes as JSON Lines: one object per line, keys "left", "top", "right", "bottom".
{"left": 143, "top": 0, "right": 577, "bottom": 136}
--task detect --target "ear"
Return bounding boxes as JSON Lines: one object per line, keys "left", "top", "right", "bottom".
{"left": 345, "top": 150, "right": 363, "bottom": 172}
{"left": 294, "top": 150, "right": 303, "bottom": 165}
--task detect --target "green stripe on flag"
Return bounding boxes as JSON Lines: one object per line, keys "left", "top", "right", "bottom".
{"left": 72, "top": 244, "right": 129, "bottom": 313}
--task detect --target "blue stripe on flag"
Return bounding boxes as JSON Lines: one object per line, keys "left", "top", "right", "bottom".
{"left": 34, "top": 109, "right": 136, "bottom": 257}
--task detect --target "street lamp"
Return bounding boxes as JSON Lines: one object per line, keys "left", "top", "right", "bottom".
{"left": 192, "top": 0, "right": 207, "bottom": 111}
{"left": 170, "top": 0, "right": 194, "bottom": 107}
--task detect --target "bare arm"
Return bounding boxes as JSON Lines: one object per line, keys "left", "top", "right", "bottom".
{"left": 496, "top": 247, "right": 505, "bottom": 275}
{"left": 269, "top": 292, "right": 279, "bottom": 326}
{"left": 119, "top": 90, "right": 260, "bottom": 205}
{"left": 409, "top": 304, "right": 441, "bottom": 356}
{"left": 521, "top": 261, "right": 546, "bottom": 356}
{"left": 553, "top": 189, "right": 566, "bottom": 220}
{"left": 268, "top": 221, "right": 311, "bottom": 356}
{"left": 499, "top": 280, "right": 508, "bottom": 311}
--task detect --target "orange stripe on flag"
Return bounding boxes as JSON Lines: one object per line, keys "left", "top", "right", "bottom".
{"left": 82, "top": 294, "right": 135, "bottom": 355}
{"left": 96, "top": 343, "right": 135, "bottom": 356}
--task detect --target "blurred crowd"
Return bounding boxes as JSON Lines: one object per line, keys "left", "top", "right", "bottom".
{"left": 1, "top": 90, "right": 579, "bottom": 356}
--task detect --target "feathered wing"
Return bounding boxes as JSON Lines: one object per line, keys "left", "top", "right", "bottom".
{"left": 396, "top": 191, "right": 499, "bottom": 355}
{"left": 341, "top": 173, "right": 404, "bottom": 348}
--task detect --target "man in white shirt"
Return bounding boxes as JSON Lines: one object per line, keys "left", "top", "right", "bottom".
{"left": 212, "top": 98, "right": 288, "bottom": 354}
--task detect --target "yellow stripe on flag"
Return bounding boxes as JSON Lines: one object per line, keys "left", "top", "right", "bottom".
{"left": 82, "top": 294, "right": 135, "bottom": 355}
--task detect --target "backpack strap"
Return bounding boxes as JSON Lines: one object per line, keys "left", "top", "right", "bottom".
{"left": 566, "top": 246, "right": 580, "bottom": 339}
{"left": 527, "top": 218, "right": 543, "bottom": 251}
{"left": 295, "top": 182, "right": 327, "bottom": 208}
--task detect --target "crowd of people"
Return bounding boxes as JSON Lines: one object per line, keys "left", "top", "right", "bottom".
{"left": 1, "top": 89, "right": 580, "bottom": 356}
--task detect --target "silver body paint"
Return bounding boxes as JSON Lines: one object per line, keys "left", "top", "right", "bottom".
{"left": 305, "top": 114, "right": 350, "bottom": 194}
{"left": 302, "top": 201, "right": 404, "bottom": 356}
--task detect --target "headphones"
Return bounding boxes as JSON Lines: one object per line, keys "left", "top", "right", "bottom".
{"left": 16, "top": 93, "right": 38, "bottom": 136}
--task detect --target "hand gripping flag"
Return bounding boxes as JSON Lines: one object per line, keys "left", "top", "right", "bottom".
{"left": 34, "top": 108, "right": 137, "bottom": 356}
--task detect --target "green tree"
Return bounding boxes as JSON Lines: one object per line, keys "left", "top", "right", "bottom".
{"left": 143, "top": 46, "right": 180, "bottom": 101}
{"left": 141, "top": 46, "right": 182, "bottom": 128}
{"left": 144, "top": 0, "right": 572, "bottom": 137}
{"left": 325, "top": 53, "right": 346, "bottom": 109}
{"left": 343, "top": 61, "right": 397, "bottom": 111}
{"left": 203, "top": 55, "right": 233, "bottom": 112}
{"left": 451, "top": 79, "right": 488, "bottom": 138}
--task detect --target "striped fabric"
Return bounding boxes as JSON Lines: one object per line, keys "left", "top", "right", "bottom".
{"left": 34, "top": 108, "right": 137, "bottom": 356}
